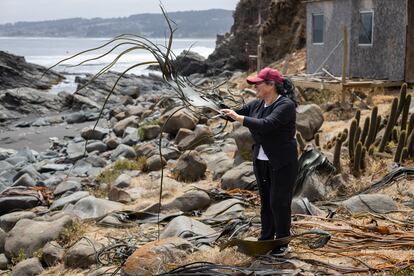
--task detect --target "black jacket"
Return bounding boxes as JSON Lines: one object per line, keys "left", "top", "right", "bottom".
{"left": 236, "top": 96, "right": 298, "bottom": 170}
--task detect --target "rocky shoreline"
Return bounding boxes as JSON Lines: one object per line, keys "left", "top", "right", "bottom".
{"left": 1, "top": 47, "right": 414, "bottom": 275}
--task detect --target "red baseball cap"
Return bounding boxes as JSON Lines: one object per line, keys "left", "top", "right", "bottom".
{"left": 246, "top": 67, "right": 284, "bottom": 85}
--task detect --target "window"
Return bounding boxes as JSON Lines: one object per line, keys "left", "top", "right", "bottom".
{"left": 359, "top": 11, "right": 374, "bottom": 45}
{"left": 312, "top": 14, "right": 324, "bottom": 44}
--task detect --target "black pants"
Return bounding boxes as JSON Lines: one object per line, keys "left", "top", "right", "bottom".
{"left": 254, "top": 159, "right": 298, "bottom": 241}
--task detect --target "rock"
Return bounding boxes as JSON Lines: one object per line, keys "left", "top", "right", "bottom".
{"left": 163, "top": 190, "right": 211, "bottom": 212}
{"left": 0, "top": 196, "right": 41, "bottom": 216}
{"left": 177, "top": 125, "right": 214, "bottom": 151}
{"left": 11, "top": 147, "right": 36, "bottom": 163}
{"left": 0, "top": 253, "right": 8, "bottom": 270}
{"left": 42, "top": 241, "right": 64, "bottom": 267}
{"left": 146, "top": 155, "right": 166, "bottom": 172}
{"left": 0, "top": 148, "right": 16, "bottom": 161}
{"left": 113, "top": 174, "right": 132, "bottom": 188}
{"left": 291, "top": 197, "right": 325, "bottom": 216}
{"left": 66, "top": 142, "right": 86, "bottom": 163}
{"left": 161, "top": 147, "right": 181, "bottom": 160}
{"left": 80, "top": 126, "right": 109, "bottom": 140}
{"left": 121, "top": 133, "right": 139, "bottom": 146}
{"left": 39, "top": 163, "right": 72, "bottom": 173}
{"left": 0, "top": 211, "right": 36, "bottom": 232}
{"left": 295, "top": 173, "right": 328, "bottom": 202}
{"left": 12, "top": 173, "right": 36, "bottom": 187}
{"left": 296, "top": 104, "right": 324, "bottom": 141}
{"left": 139, "top": 124, "right": 161, "bottom": 140}
{"left": 175, "top": 50, "right": 208, "bottom": 76}
{"left": 4, "top": 215, "right": 74, "bottom": 258}
{"left": 207, "top": 152, "right": 234, "bottom": 180}
{"left": 85, "top": 141, "right": 107, "bottom": 153}
{"left": 122, "top": 237, "right": 192, "bottom": 276}
{"left": 0, "top": 228, "right": 5, "bottom": 253}
{"left": 66, "top": 112, "right": 87, "bottom": 124}
{"left": 53, "top": 180, "right": 81, "bottom": 196}
{"left": 230, "top": 125, "right": 254, "bottom": 164}
{"left": 126, "top": 105, "right": 145, "bottom": 116}
{"left": 31, "top": 118, "right": 49, "bottom": 127}
{"left": 64, "top": 239, "right": 102, "bottom": 269}
{"left": 135, "top": 143, "right": 156, "bottom": 158}
{"left": 67, "top": 196, "right": 124, "bottom": 219}
{"left": 342, "top": 194, "right": 398, "bottom": 214}
{"left": 161, "top": 216, "right": 215, "bottom": 239}
{"left": 12, "top": 165, "right": 42, "bottom": 183}
{"left": 201, "top": 199, "right": 245, "bottom": 222}
{"left": 113, "top": 116, "right": 139, "bottom": 137}
{"left": 110, "top": 144, "right": 137, "bottom": 161}
{"left": 108, "top": 187, "right": 132, "bottom": 203}
{"left": 49, "top": 191, "right": 90, "bottom": 211}
{"left": 105, "top": 135, "right": 120, "bottom": 150}
{"left": 172, "top": 151, "right": 207, "bottom": 182}
{"left": 175, "top": 128, "right": 193, "bottom": 144}
{"left": 221, "top": 161, "right": 256, "bottom": 190}
{"left": 0, "top": 51, "right": 62, "bottom": 90}
{"left": 159, "top": 107, "right": 198, "bottom": 134}
{"left": 10, "top": 257, "right": 44, "bottom": 276}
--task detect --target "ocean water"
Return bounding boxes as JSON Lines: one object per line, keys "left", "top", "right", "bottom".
{"left": 0, "top": 37, "right": 216, "bottom": 93}
{"left": 0, "top": 37, "right": 216, "bottom": 75}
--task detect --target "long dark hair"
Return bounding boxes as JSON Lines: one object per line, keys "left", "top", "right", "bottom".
{"left": 274, "top": 77, "right": 298, "bottom": 107}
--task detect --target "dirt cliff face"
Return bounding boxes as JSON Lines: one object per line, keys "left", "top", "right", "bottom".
{"left": 207, "top": 0, "right": 305, "bottom": 72}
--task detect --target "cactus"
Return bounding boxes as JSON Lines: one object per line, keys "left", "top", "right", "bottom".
{"left": 354, "top": 126, "right": 362, "bottom": 147}
{"left": 375, "top": 115, "right": 382, "bottom": 137}
{"left": 392, "top": 127, "right": 399, "bottom": 143}
{"left": 401, "top": 147, "right": 409, "bottom": 163}
{"left": 379, "top": 98, "right": 398, "bottom": 152}
{"left": 407, "top": 131, "right": 414, "bottom": 157}
{"left": 401, "top": 95, "right": 411, "bottom": 131}
{"left": 365, "top": 106, "right": 378, "bottom": 148}
{"left": 360, "top": 116, "right": 370, "bottom": 145}
{"left": 355, "top": 109, "right": 361, "bottom": 126}
{"left": 396, "top": 83, "right": 407, "bottom": 120}
{"left": 353, "top": 142, "right": 363, "bottom": 177}
{"left": 368, "top": 145, "right": 375, "bottom": 156}
{"left": 408, "top": 113, "right": 414, "bottom": 138}
{"left": 296, "top": 132, "right": 306, "bottom": 151}
{"left": 394, "top": 130, "right": 406, "bottom": 163}
{"left": 348, "top": 119, "right": 358, "bottom": 161}
{"left": 333, "top": 132, "right": 347, "bottom": 172}
{"left": 314, "top": 133, "right": 320, "bottom": 148}
{"left": 360, "top": 146, "right": 367, "bottom": 171}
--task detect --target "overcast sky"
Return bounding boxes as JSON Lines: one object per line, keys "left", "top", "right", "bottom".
{"left": 0, "top": 0, "right": 239, "bottom": 24}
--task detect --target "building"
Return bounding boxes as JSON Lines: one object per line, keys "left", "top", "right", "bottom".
{"left": 305, "top": 0, "right": 414, "bottom": 82}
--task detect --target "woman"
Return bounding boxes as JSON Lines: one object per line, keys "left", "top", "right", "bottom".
{"left": 221, "top": 67, "right": 298, "bottom": 255}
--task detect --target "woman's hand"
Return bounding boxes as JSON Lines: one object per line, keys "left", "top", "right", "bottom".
{"left": 221, "top": 109, "right": 244, "bottom": 124}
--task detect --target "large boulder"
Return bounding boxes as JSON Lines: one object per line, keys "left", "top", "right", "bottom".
{"left": 177, "top": 125, "right": 214, "bottom": 151}
{"left": 146, "top": 155, "right": 167, "bottom": 172}
{"left": 139, "top": 124, "right": 161, "bottom": 141}
{"left": 64, "top": 239, "right": 102, "bottom": 269}
{"left": 175, "top": 50, "right": 208, "bottom": 76}
{"left": 66, "top": 196, "right": 124, "bottom": 219}
{"left": 230, "top": 125, "right": 254, "bottom": 164}
{"left": 221, "top": 161, "right": 256, "bottom": 190}
{"left": 113, "top": 116, "right": 139, "bottom": 137}
{"left": 49, "top": 191, "right": 90, "bottom": 211}
{"left": 159, "top": 107, "right": 198, "bottom": 135}
{"left": 0, "top": 211, "right": 36, "bottom": 232}
{"left": 122, "top": 237, "right": 192, "bottom": 276}
{"left": 0, "top": 196, "right": 41, "bottom": 216}
{"left": 53, "top": 180, "right": 82, "bottom": 196}
{"left": 163, "top": 190, "right": 211, "bottom": 212}
{"left": 42, "top": 241, "right": 64, "bottom": 267}
{"left": 80, "top": 126, "right": 109, "bottom": 140}
{"left": 161, "top": 216, "right": 215, "bottom": 239}
{"left": 296, "top": 104, "right": 324, "bottom": 141}
{"left": 172, "top": 151, "right": 207, "bottom": 182}
{"left": 10, "top": 257, "right": 44, "bottom": 276}
{"left": 341, "top": 194, "right": 398, "bottom": 214}
{"left": 4, "top": 215, "right": 74, "bottom": 258}
{"left": 110, "top": 144, "right": 137, "bottom": 161}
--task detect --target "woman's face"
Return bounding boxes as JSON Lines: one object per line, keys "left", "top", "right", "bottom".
{"left": 254, "top": 81, "right": 276, "bottom": 100}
